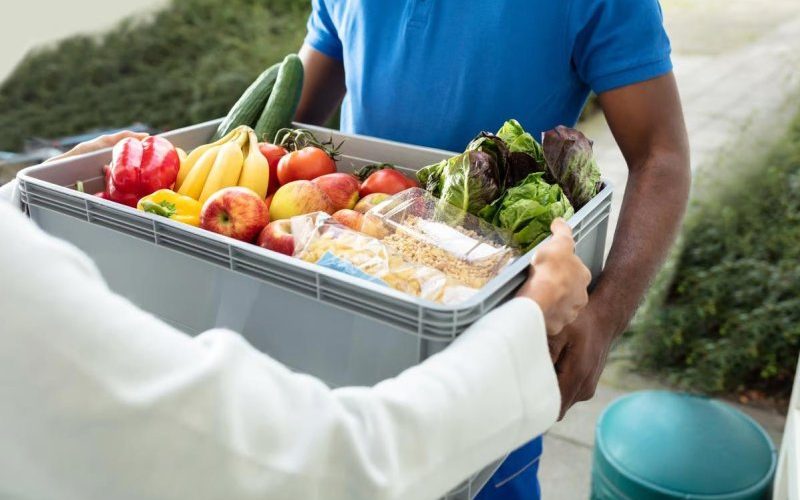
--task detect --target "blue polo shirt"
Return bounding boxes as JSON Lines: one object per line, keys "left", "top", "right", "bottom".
{"left": 305, "top": 0, "right": 672, "bottom": 153}
{"left": 305, "top": 1, "right": 671, "bottom": 498}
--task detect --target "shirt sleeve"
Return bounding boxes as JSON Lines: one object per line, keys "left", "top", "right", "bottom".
{"left": 0, "top": 179, "right": 19, "bottom": 206}
{"left": 0, "top": 200, "right": 559, "bottom": 500}
{"left": 569, "top": 0, "right": 673, "bottom": 93}
{"left": 304, "top": 0, "right": 344, "bottom": 60}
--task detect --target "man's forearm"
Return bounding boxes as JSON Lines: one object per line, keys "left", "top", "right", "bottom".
{"left": 296, "top": 44, "right": 346, "bottom": 125}
{"left": 550, "top": 73, "right": 690, "bottom": 415}
{"left": 591, "top": 152, "right": 690, "bottom": 337}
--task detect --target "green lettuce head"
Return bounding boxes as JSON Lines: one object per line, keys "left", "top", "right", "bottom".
{"left": 479, "top": 172, "right": 574, "bottom": 251}
{"left": 497, "top": 119, "right": 544, "bottom": 158}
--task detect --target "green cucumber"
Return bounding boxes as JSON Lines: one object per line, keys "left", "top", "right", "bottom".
{"left": 254, "top": 54, "right": 304, "bottom": 143}
{"left": 212, "top": 62, "right": 281, "bottom": 141}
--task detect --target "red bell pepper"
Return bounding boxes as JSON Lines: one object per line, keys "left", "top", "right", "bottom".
{"left": 102, "top": 164, "right": 139, "bottom": 207}
{"left": 102, "top": 136, "right": 180, "bottom": 207}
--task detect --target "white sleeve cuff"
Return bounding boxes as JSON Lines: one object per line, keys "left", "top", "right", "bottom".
{"left": 502, "top": 298, "right": 561, "bottom": 435}
{"left": 463, "top": 297, "right": 560, "bottom": 439}
{"left": 0, "top": 179, "right": 20, "bottom": 207}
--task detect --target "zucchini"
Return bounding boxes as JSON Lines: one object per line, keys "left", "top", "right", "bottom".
{"left": 254, "top": 54, "right": 304, "bottom": 143}
{"left": 212, "top": 63, "right": 280, "bottom": 141}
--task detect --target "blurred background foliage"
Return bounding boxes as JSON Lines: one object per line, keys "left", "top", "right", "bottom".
{"left": 630, "top": 110, "right": 800, "bottom": 398}
{"left": 0, "top": 0, "right": 311, "bottom": 152}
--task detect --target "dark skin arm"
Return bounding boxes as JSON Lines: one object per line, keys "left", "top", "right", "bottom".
{"left": 549, "top": 72, "right": 691, "bottom": 418}
{"left": 296, "top": 45, "right": 691, "bottom": 419}
{"left": 295, "top": 44, "right": 346, "bottom": 125}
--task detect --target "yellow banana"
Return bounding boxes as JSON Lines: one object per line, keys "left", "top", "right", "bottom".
{"left": 237, "top": 130, "right": 270, "bottom": 199}
{"left": 235, "top": 128, "right": 250, "bottom": 149}
{"left": 176, "top": 127, "right": 245, "bottom": 189}
{"left": 178, "top": 145, "right": 221, "bottom": 200}
{"left": 198, "top": 141, "right": 245, "bottom": 204}
{"left": 175, "top": 148, "right": 188, "bottom": 181}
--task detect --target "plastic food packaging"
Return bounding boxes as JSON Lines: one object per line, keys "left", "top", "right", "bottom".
{"left": 289, "top": 211, "right": 331, "bottom": 251}
{"left": 295, "top": 222, "right": 477, "bottom": 304}
{"left": 363, "top": 188, "right": 518, "bottom": 289}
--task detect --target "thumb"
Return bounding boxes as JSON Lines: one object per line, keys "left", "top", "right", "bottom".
{"left": 550, "top": 218, "right": 573, "bottom": 239}
{"left": 549, "top": 218, "right": 575, "bottom": 253}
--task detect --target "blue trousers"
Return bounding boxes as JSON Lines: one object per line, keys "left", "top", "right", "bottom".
{"left": 475, "top": 437, "right": 543, "bottom": 500}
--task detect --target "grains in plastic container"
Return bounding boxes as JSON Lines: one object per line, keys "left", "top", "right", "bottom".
{"left": 365, "top": 188, "right": 517, "bottom": 288}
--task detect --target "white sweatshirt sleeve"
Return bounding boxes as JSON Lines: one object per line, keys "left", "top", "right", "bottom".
{"left": 0, "top": 178, "right": 19, "bottom": 205}
{"left": 0, "top": 200, "right": 559, "bottom": 500}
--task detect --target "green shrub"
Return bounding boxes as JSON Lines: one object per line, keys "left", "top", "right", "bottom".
{"left": 0, "top": 0, "right": 311, "bottom": 152}
{"left": 630, "top": 112, "right": 800, "bottom": 397}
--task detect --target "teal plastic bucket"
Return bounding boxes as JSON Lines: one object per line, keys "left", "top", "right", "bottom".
{"left": 591, "top": 391, "right": 776, "bottom": 499}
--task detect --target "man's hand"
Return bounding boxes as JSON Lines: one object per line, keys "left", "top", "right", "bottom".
{"left": 548, "top": 304, "right": 613, "bottom": 419}
{"left": 550, "top": 72, "right": 691, "bottom": 419}
{"left": 45, "top": 131, "right": 149, "bottom": 163}
{"left": 517, "top": 219, "right": 591, "bottom": 336}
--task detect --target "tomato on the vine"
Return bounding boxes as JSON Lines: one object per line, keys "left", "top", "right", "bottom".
{"left": 359, "top": 168, "right": 418, "bottom": 197}
{"left": 276, "top": 146, "right": 337, "bottom": 185}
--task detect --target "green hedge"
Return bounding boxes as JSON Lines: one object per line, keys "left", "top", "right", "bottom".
{"left": 0, "top": 0, "right": 311, "bottom": 152}
{"left": 630, "top": 111, "right": 800, "bottom": 397}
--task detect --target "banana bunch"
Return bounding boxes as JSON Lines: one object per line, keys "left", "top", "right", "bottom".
{"left": 176, "top": 126, "right": 269, "bottom": 203}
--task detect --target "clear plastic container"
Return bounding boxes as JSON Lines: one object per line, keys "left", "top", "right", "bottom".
{"left": 289, "top": 211, "right": 331, "bottom": 251}
{"left": 364, "top": 188, "right": 518, "bottom": 289}
{"left": 295, "top": 222, "right": 477, "bottom": 304}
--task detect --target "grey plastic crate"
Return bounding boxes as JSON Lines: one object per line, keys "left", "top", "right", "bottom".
{"left": 17, "top": 119, "right": 612, "bottom": 499}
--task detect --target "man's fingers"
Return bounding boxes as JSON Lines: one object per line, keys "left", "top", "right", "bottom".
{"left": 550, "top": 336, "right": 577, "bottom": 414}
{"left": 548, "top": 335, "right": 567, "bottom": 364}
{"left": 555, "top": 350, "right": 582, "bottom": 420}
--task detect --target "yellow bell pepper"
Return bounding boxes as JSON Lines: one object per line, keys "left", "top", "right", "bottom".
{"left": 137, "top": 189, "right": 202, "bottom": 227}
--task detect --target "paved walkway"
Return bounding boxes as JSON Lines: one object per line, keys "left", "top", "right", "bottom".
{"left": 540, "top": 1, "right": 800, "bottom": 497}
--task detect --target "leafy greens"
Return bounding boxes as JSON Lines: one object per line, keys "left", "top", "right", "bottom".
{"left": 417, "top": 119, "right": 599, "bottom": 250}
{"left": 478, "top": 172, "right": 574, "bottom": 251}
{"left": 417, "top": 137, "right": 504, "bottom": 216}
{"left": 496, "top": 119, "right": 549, "bottom": 188}
{"left": 542, "top": 126, "right": 601, "bottom": 209}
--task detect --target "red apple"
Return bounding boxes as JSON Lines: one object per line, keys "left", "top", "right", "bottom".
{"left": 312, "top": 173, "right": 360, "bottom": 211}
{"left": 257, "top": 219, "right": 295, "bottom": 256}
{"left": 270, "top": 180, "right": 334, "bottom": 220}
{"left": 265, "top": 194, "right": 274, "bottom": 212}
{"left": 354, "top": 192, "right": 391, "bottom": 214}
{"left": 331, "top": 209, "right": 365, "bottom": 232}
{"left": 200, "top": 187, "right": 269, "bottom": 242}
